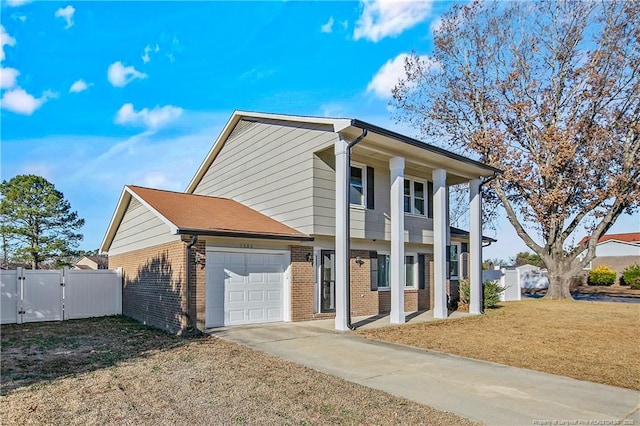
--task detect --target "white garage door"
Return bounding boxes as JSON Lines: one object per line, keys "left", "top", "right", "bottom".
{"left": 206, "top": 250, "right": 285, "bottom": 327}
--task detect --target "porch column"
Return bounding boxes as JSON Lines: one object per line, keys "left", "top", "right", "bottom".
{"left": 334, "top": 137, "right": 349, "bottom": 331}
{"left": 469, "top": 179, "right": 483, "bottom": 314}
{"left": 390, "top": 156, "right": 405, "bottom": 324}
{"left": 433, "top": 168, "right": 448, "bottom": 319}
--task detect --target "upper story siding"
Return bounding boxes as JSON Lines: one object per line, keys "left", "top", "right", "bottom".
{"left": 109, "top": 198, "right": 180, "bottom": 256}
{"left": 312, "top": 151, "right": 437, "bottom": 244}
{"left": 191, "top": 119, "right": 337, "bottom": 236}
{"left": 596, "top": 241, "right": 640, "bottom": 257}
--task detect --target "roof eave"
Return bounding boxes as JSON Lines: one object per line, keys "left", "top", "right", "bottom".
{"left": 177, "top": 228, "right": 314, "bottom": 242}
{"left": 349, "top": 119, "right": 502, "bottom": 176}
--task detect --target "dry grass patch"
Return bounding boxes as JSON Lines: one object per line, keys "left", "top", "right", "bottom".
{"left": 358, "top": 299, "right": 640, "bottom": 390}
{"left": 1, "top": 317, "right": 477, "bottom": 425}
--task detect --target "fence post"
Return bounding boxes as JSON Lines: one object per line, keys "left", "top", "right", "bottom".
{"left": 16, "top": 267, "right": 23, "bottom": 324}
{"left": 116, "top": 267, "right": 123, "bottom": 315}
{"left": 63, "top": 267, "right": 69, "bottom": 320}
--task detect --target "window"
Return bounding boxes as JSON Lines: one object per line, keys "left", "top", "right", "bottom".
{"left": 405, "top": 255, "right": 415, "bottom": 287}
{"left": 378, "top": 254, "right": 390, "bottom": 288}
{"left": 350, "top": 165, "right": 364, "bottom": 206}
{"left": 375, "top": 254, "right": 416, "bottom": 288}
{"left": 449, "top": 245, "right": 459, "bottom": 278}
{"left": 403, "top": 178, "right": 427, "bottom": 216}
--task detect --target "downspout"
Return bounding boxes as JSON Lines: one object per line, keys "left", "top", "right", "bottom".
{"left": 185, "top": 235, "right": 198, "bottom": 334}
{"left": 344, "top": 128, "right": 368, "bottom": 330}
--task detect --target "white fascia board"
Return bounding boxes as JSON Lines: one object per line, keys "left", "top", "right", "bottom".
{"left": 99, "top": 188, "right": 131, "bottom": 254}
{"left": 598, "top": 239, "right": 640, "bottom": 247}
{"left": 125, "top": 187, "right": 179, "bottom": 235}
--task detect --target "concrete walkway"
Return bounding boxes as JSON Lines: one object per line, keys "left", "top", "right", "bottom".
{"left": 212, "top": 322, "right": 640, "bottom": 426}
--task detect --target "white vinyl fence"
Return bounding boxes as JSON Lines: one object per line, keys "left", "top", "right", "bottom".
{"left": 1, "top": 267, "right": 122, "bottom": 324}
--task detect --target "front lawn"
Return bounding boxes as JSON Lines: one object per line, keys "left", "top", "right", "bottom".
{"left": 1, "top": 317, "right": 476, "bottom": 425}
{"left": 358, "top": 299, "right": 640, "bottom": 390}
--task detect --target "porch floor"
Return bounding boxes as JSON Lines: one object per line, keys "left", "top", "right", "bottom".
{"left": 300, "top": 309, "right": 477, "bottom": 332}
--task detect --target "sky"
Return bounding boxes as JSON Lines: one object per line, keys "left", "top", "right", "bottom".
{"left": 0, "top": 0, "right": 637, "bottom": 262}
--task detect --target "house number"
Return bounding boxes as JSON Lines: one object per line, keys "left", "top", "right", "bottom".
{"left": 240, "top": 244, "right": 254, "bottom": 249}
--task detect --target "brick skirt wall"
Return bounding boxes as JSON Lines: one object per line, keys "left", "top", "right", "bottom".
{"left": 109, "top": 241, "right": 188, "bottom": 334}
{"left": 291, "top": 247, "right": 435, "bottom": 321}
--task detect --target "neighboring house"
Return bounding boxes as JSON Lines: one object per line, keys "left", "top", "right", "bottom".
{"left": 101, "top": 111, "right": 499, "bottom": 334}
{"left": 580, "top": 233, "right": 640, "bottom": 282}
{"left": 74, "top": 256, "right": 109, "bottom": 270}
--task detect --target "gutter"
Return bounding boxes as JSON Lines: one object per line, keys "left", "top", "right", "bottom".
{"left": 344, "top": 128, "right": 368, "bottom": 330}
{"left": 176, "top": 229, "right": 314, "bottom": 242}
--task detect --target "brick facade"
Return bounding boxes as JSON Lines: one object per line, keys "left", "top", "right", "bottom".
{"left": 114, "top": 242, "right": 442, "bottom": 333}
{"left": 290, "top": 246, "right": 435, "bottom": 321}
{"left": 109, "top": 240, "right": 188, "bottom": 334}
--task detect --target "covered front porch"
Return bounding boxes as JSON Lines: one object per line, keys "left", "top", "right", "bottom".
{"left": 332, "top": 121, "right": 499, "bottom": 331}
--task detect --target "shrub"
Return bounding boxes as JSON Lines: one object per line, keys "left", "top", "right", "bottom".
{"left": 621, "top": 264, "right": 640, "bottom": 289}
{"left": 588, "top": 265, "right": 616, "bottom": 286}
{"left": 458, "top": 278, "right": 505, "bottom": 310}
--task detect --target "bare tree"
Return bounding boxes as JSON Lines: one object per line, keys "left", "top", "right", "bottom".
{"left": 393, "top": 0, "right": 639, "bottom": 299}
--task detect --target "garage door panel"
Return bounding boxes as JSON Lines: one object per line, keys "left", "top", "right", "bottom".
{"left": 206, "top": 250, "right": 285, "bottom": 327}
{"left": 228, "top": 290, "right": 245, "bottom": 302}
{"left": 247, "top": 290, "right": 263, "bottom": 302}
{"left": 267, "top": 290, "right": 280, "bottom": 301}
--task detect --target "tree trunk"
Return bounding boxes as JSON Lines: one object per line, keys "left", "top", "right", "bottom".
{"left": 544, "top": 272, "right": 573, "bottom": 300}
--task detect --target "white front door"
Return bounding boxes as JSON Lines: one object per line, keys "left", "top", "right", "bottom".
{"left": 206, "top": 250, "right": 285, "bottom": 327}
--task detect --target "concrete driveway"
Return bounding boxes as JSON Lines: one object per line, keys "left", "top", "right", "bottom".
{"left": 212, "top": 322, "right": 640, "bottom": 426}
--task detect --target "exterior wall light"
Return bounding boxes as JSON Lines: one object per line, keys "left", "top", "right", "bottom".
{"left": 354, "top": 256, "right": 364, "bottom": 266}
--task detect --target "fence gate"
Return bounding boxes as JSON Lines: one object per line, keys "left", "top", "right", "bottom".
{"left": 21, "top": 269, "right": 64, "bottom": 323}
{"left": 1, "top": 267, "right": 122, "bottom": 325}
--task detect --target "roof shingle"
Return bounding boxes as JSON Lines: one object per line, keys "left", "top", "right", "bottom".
{"left": 127, "top": 185, "right": 311, "bottom": 241}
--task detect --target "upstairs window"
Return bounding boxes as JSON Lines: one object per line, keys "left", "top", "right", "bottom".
{"left": 403, "top": 178, "right": 427, "bottom": 216}
{"left": 350, "top": 165, "right": 364, "bottom": 206}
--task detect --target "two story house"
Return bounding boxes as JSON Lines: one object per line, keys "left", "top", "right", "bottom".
{"left": 100, "top": 111, "right": 499, "bottom": 334}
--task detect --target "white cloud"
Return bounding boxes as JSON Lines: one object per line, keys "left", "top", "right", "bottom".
{"left": 141, "top": 45, "right": 151, "bottom": 64}
{"left": 353, "top": 0, "right": 434, "bottom": 42}
{"left": 54, "top": 5, "right": 75, "bottom": 29}
{"left": 0, "top": 88, "right": 56, "bottom": 115}
{"left": 107, "top": 61, "right": 147, "bottom": 87}
{"left": 1, "top": 25, "right": 16, "bottom": 62}
{"left": 69, "top": 79, "right": 90, "bottom": 93}
{"left": 114, "top": 103, "right": 183, "bottom": 130}
{"left": 12, "top": 13, "right": 27, "bottom": 22}
{"left": 321, "top": 17, "right": 334, "bottom": 33}
{"left": 5, "top": 0, "right": 31, "bottom": 6}
{"left": 1, "top": 67, "right": 19, "bottom": 89}
{"left": 367, "top": 53, "right": 440, "bottom": 99}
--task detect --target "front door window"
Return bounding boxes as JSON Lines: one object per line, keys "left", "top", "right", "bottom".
{"left": 320, "top": 250, "right": 335, "bottom": 312}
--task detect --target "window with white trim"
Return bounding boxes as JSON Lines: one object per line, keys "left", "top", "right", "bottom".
{"left": 403, "top": 178, "right": 427, "bottom": 216}
{"left": 449, "top": 244, "right": 459, "bottom": 278}
{"left": 350, "top": 165, "right": 365, "bottom": 206}
{"left": 376, "top": 253, "right": 417, "bottom": 288}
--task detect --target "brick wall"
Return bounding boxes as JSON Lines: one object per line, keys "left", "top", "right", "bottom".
{"left": 109, "top": 241, "right": 187, "bottom": 334}
{"left": 290, "top": 246, "right": 316, "bottom": 321}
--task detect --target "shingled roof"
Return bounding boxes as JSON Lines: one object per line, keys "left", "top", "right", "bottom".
{"left": 578, "top": 232, "right": 640, "bottom": 246}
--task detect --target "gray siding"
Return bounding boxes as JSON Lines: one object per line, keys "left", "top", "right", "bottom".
{"left": 313, "top": 154, "right": 436, "bottom": 243}
{"left": 192, "top": 120, "right": 337, "bottom": 235}
{"left": 109, "top": 198, "right": 179, "bottom": 256}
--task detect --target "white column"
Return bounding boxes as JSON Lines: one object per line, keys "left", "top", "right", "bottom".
{"left": 390, "top": 156, "right": 405, "bottom": 324}
{"left": 432, "top": 169, "right": 448, "bottom": 319}
{"left": 334, "top": 137, "right": 349, "bottom": 331}
{"left": 469, "top": 179, "right": 483, "bottom": 314}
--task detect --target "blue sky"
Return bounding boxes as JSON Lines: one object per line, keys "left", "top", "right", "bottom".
{"left": 1, "top": 0, "right": 637, "bottom": 261}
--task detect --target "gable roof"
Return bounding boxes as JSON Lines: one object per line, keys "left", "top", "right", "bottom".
{"left": 100, "top": 185, "right": 312, "bottom": 253}
{"left": 578, "top": 232, "right": 640, "bottom": 246}
{"left": 185, "top": 110, "right": 501, "bottom": 193}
